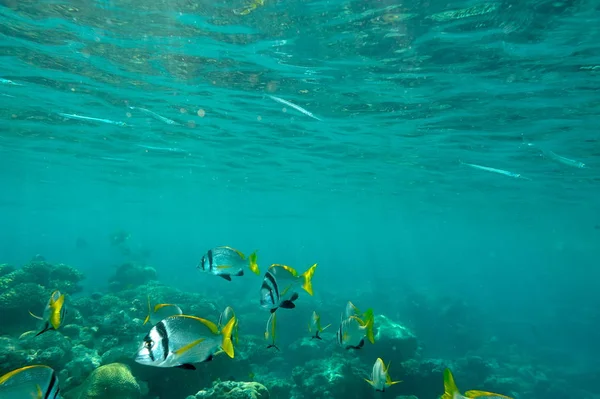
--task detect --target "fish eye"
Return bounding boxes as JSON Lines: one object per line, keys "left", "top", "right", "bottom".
{"left": 144, "top": 339, "right": 153, "bottom": 349}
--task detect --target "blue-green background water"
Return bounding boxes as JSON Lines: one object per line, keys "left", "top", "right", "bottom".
{"left": 2, "top": 0, "right": 600, "bottom": 395}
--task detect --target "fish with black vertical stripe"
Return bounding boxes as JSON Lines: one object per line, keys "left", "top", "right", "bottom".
{"left": 0, "top": 365, "right": 61, "bottom": 399}
{"left": 197, "top": 246, "right": 260, "bottom": 281}
{"left": 260, "top": 263, "right": 317, "bottom": 313}
{"left": 135, "top": 314, "right": 236, "bottom": 370}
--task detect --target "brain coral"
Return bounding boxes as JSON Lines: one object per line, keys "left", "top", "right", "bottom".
{"left": 73, "top": 363, "right": 140, "bottom": 399}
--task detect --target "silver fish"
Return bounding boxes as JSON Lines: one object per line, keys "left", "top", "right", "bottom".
{"left": 268, "top": 95, "right": 322, "bottom": 121}
{"left": 58, "top": 112, "right": 127, "bottom": 126}
{"left": 260, "top": 263, "right": 317, "bottom": 313}
{"left": 197, "top": 246, "right": 259, "bottom": 281}
{"left": 135, "top": 314, "right": 236, "bottom": 370}
{"left": 460, "top": 161, "right": 530, "bottom": 180}
{"left": 365, "top": 358, "right": 401, "bottom": 392}
{"left": 128, "top": 106, "right": 181, "bottom": 126}
{"left": 309, "top": 310, "right": 330, "bottom": 340}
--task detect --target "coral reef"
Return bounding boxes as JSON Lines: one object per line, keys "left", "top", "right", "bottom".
{"left": 108, "top": 262, "right": 157, "bottom": 292}
{"left": 64, "top": 362, "right": 141, "bottom": 399}
{"left": 187, "top": 380, "right": 269, "bottom": 399}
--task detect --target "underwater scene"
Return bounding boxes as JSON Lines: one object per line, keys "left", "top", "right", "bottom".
{"left": 1, "top": 0, "right": 600, "bottom": 398}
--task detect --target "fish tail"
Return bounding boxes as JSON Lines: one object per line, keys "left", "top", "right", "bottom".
{"left": 143, "top": 295, "right": 152, "bottom": 325}
{"left": 443, "top": 368, "right": 460, "bottom": 399}
{"left": 221, "top": 316, "right": 236, "bottom": 358}
{"left": 300, "top": 263, "right": 317, "bottom": 296}
{"left": 35, "top": 323, "right": 52, "bottom": 337}
{"left": 464, "top": 390, "right": 513, "bottom": 399}
{"left": 248, "top": 251, "right": 260, "bottom": 275}
{"left": 363, "top": 308, "right": 375, "bottom": 344}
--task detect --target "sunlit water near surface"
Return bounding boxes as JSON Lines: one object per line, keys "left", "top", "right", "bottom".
{"left": 1, "top": 0, "right": 600, "bottom": 396}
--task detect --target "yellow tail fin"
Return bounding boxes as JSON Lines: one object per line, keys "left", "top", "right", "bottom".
{"left": 221, "top": 316, "right": 236, "bottom": 358}
{"left": 301, "top": 263, "right": 317, "bottom": 296}
{"left": 248, "top": 251, "right": 260, "bottom": 275}
{"left": 443, "top": 368, "right": 460, "bottom": 399}
{"left": 143, "top": 295, "right": 152, "bottom": 325}
{"left": 465, "top": 390, "right": 513, "bottom": 399}
{"left": 363, "top": 308, "right": 375, "bottom": 344}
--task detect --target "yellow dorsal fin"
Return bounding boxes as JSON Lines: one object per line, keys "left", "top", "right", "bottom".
{"left": 301, "top": 263, "right": 317, "bottom": 296}
{"left": 363, "top": 309, "right": 375, "bottom": 344}
{"left": 219, "top": 246, "right": 245, "bottom": 258}
{"left": 321, "top": 323, "right": 331, "bottom": 332}
{"left": 144, "top": 295, "right": 152, "bottom": 325}
{"left": 364, "top": 378, "right": 375, "bottom": 387}
{"left": 36, "top": 383, "right": 43, "bottom": 399}
{"left": 173, "top": 338, "right": 205, "bottom": 356}
{"left": 154, "top": 303, "right": 176, "bottom": 311}
{"left": 178, "top": 315, "right": 220, "bottom": 334}
{"left": 443, "top": 368, "right": 460, "bottom": 399}
{"left": 465, "top": 390, "right": 513, "bottom": 399}
{"left": 270, "top": 264, "right": 298, "bottom": 276}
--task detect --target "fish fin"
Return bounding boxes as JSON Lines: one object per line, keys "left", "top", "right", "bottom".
{"left": 235, "top": 269, "right": 244, "bottom": 277}
{"left": 266, "top": 344, "right": 280, "bottom": 351}
{"left": 216, "top": 265, "right": 234, "bottom": 269}
{"left": 173, "top": 338, "right": 206, "bottom": 356}
{"left": 220, "top": 316, "right": 236, "bottom": 359}
{"left": 363, "top": 309, "right": 375, "bottom": 344}
{"left": 35, "top": 323, "right": 53, "bottom": 337}
{"left": 364, "top": 378, "right": 375, "bottom": 388}
{"left": 279, "top": 300, "right": 296, "bottom": 309}
{"left": 358, "top": 338, "right": 365, "bottom": 348}
{"left": 270, "top": 307, "right": 278, "bottom": 313}
{"left": 321, "top": 323, "right": 331, "bottom": 332}
{"left": 144, "top": 295, "right": 152, "bottom": 325}
{"left": 300, "top": 263, "right": 317, "bottom": 296}
{"left": 248, "top": 251, "right": 260, "bottom": 275}
{"left": 176, "top": 364, "right": 196, "bottom": 370}
{"left": 219, "top": 274, "right": 232, "bottom": 281}
{"left": 465, "top": 390, "right": 513, "bottom": 399}
{"left": 289, "top": 292, "right": 299, "bottom": 302}
{"left": 49, "top": 293, "right": 65, "bottom": 330}
{"left": 443, "top": 369, "right": 460, "bottom": 399}
{"left": 28, "top": 310, "right": 43, "bottom": 320}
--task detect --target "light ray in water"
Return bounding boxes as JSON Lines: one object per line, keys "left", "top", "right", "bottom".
{"left": 267, "top": 95, "right": 322, "bottom": 121}
{"left": 460, "top": 161, "right": 530, "bottom": 180}
{"left": 137, "top": 144, "right": 187, "bottom": 153}
{"left": 58, "top": 113, "right": 128, "bottom": 127}
{"left": 128, "top": 106, "right": 181, "bottom": 126}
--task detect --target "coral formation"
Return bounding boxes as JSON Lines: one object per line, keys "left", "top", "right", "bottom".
{"left": 64, "top": 362, "right": 141, "bottom": 399}
{"left": 187, "top": 380, "right": 269, "bottom": 399}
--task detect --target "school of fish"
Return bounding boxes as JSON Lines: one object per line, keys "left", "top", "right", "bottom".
{"left": 0, "top": 245, "right": 515, "bottom": 398}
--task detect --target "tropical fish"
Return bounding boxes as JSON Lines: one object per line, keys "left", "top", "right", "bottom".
{"left": 144, "top": 296, "right": 183, "bottom": 326}
{"left": 365, "top": 358, "right": 402, "bottom": 392}
{"left": 442, "top": 368, "right": 513, "bottom": 399}
{"left": 264, "top": 312, "right": 279, "bottom": 351}
{"left": 343, "top": 301, "right": 375, "bottom": 343}
{"left": 218, "top": 306, "right": 239, "bottom": 345}
{"left": 0, "top": 365, "right": 60, "bottom": 399}
{"left": 29, "top": 290, "right": 66, "bottom": 336}
{"left": 57, "top": 112, "right": 128, "bottom": 127}
{"left": 336, "top": 315, "right": 375, "bottom": 350}
{"left": 135, "top": 314, "right": 236, "bottom": 370}
{"left": 260, "top": 263, "right": 317, "bottom": 313}
{"left": 308, "top": 310, "right": 331, "bottom": 340}
{"left": 267, "top": 95, "right": 323, "bottom": 121}
{"left": 197, "top": 246, "right": 260, "bottom": 281}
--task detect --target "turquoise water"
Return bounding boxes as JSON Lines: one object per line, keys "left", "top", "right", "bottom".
{"left": 1, "top": 0, "right": 600, "bottom": 397}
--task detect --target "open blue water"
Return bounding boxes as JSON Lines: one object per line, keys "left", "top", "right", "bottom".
{"left": 1, "top": 0, "right": 600, "bottom": 396}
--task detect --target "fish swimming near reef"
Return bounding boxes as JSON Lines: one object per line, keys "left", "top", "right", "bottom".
{"left": 336, "top": 314, "right": 375, "bottom": 350}
{"left": 264, "top": 312, "right": 279, "bottom": 351}
{"left": 197, "top": 246, "right": 260, "bottom": 281}
{"left": 0, "top": 365, "right": 61, "bottom": 399}
{"left": 308, "top": 310, "right": 331, "bottom": 340}
{"left": 144, "top": 296, "right": 183, "bottom": 326}
{"left": 260, "top": 263, "right": 317, "bottom": 313}
{"left": 135, "top": 314, "right": 236, "bottom": 370}
{"left": 365, "top": 357, "right": 401, "bottom": 392}
{"left": 218, "top": 306, "right": 239, "bottom": 345}
{"left": 29, "top": 290, "right": 66, "bottom": 336}
{"left": 442, "top": 368, "right": 513, "bottom": 399}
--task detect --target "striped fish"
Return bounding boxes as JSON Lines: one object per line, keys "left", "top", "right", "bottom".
{"left": 0, "top": 365, "right": 60, "bottom": 399}
{"left": 308, "top": 310, "right": 331, "bottom": 340}
{"left": 135, "top": 314, "right": 236, "bottom": 370}
{"left": 260, "top": 263, "right": 317, "bottom": 313}
{"left": 28, "top": 290, "right": 67, "bottom": 336}
{"left": 336, "top": 314, "right": 374, "bottom": 350}
{"left": 197, "top": 246, "right": 259, "bottom": 281}
{"left": 365, "top": 358, "right": 402, "bottom": 392}
{"left": 442, "top": 368, "right": 513, "bottom": 399}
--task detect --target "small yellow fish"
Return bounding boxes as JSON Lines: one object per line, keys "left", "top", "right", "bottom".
{"left": 365, "top": 358, "right": 401, "bottom": 392}
{"left": 308, "top": 310, "right": 331, "bottom": 340}
{"left": 442, "top": 368, "right": 513, "bottom": 399}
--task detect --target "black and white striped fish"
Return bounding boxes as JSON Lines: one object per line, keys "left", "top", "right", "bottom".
{"left": 336, "top": 315, "right": 374, "bottom": 350}
{"left": 260, "top": 263, "right": 317, "bottom": 313}
{"left": 0, "top": 365, "right": 61, "bottom": 399}
{"left": 135, "top": 314, "right": 236, "bottom": 370}
{"left": 197, "top": 246, "right": 259, "bottom": 281}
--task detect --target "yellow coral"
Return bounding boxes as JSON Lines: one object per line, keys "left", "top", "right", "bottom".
{"left": 74, "top": 363, "right": 140, "bottom": 399}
